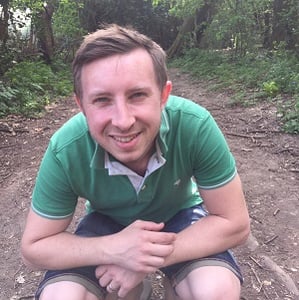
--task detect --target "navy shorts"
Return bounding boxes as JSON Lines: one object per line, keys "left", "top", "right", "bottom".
{"left": 35, "top": 204, "right": 243, "bottom": 299}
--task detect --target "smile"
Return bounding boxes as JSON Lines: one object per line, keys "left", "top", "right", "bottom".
{"left": 112, "top": 133, "right": 139, "bottom": 143}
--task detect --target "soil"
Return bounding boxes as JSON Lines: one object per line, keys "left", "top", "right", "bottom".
{"left": 1, "top": 68, "right": 298, "bottom": 300}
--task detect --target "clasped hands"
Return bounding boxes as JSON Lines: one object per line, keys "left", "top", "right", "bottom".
{"left": 95, "top": 220, "right": 176, "bottom": 298}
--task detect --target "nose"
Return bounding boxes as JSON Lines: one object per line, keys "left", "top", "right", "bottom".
{"left": 111, "top": 100, "right": 135, "bottom": 131}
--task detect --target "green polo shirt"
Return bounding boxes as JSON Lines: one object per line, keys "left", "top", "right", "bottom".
{"left": 31, "top": 95, "right": 236, "bottom": 225}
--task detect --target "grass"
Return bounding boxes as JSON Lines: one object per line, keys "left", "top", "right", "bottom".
{"left": 170, "top": 48, "right": 299, "bottom": 134}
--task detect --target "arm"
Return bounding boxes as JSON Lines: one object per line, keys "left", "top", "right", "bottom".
{"left": 95, "top": 174, "right": 249, "bottom": 297}
{"left": 164, "top": 173, "right": 250, "bottom": 267}
{"left": 21, "top": 208, "right": 176, "bottom": 272}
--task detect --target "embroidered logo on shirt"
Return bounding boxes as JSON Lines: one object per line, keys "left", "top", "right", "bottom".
{"left": 174, "top": 179, "right": 181, "bottom": 186}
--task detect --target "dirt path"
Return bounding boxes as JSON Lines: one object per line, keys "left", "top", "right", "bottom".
{"left": 1, "top": 68, "right": 298, "bottom": 300}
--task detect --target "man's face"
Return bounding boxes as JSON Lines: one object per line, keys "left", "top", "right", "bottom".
{"left": 76, "top": 48, "right": 172, "bottom": 173}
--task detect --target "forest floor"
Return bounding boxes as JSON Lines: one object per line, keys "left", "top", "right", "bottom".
{"left": 1, "top": 68, "right": 299, "bottom": 300}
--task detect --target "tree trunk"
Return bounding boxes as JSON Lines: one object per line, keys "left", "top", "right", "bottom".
{"left": 0, "top": 0, "right": 9, "bottom": 47}
{"left": 272, "top": 0, "right": 285, "bottom": 45}
{"left": 271, "top": 0, "right": 296, "bottom": 50}
{"left": 263, "top": 11, "right": 271, "bottom": 49}
{"left": 167, "top": 15, "right": 195, "bottom": 58}
{"left": 35, "top": 2, "right": 55, "bottom": 63}
{"left": 195, "top": 1, "right": 215, "bottom": 47}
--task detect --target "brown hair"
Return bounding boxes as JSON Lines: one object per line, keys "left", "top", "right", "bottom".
{"left": 72, "top": 24, "right": 168, "bottom": 99}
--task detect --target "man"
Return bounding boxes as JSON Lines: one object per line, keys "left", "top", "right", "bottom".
{"left": 21, "top": 24, "right": 250, "bottom": 300}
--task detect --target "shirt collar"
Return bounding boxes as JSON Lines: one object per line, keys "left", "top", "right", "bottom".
{"left": 158, "top": 109, "right": 169, "bottom": 155}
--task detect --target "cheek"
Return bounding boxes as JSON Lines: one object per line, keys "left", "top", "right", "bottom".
{"left": 85, "top": 111, "right": 108, "bottom": 132}
{"left": 148, "top": 108, "right": 163, "bottom": 125}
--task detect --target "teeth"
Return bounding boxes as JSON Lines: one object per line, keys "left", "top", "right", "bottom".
{"left": 113, "top": 134, "right": 137, "bottom": 143}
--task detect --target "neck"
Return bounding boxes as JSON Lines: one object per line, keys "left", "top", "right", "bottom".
{"left": 125, "top": 145, "right": 156, "bottom": 176}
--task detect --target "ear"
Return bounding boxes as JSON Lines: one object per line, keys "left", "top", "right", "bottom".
{"left": 160, "top": 80, "right": 172, "bottom": 109}
{"left": 74, "top": 94, "right": 84, "bottom": 113}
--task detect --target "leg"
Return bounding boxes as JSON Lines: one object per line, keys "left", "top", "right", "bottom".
{"left": 39, "top": 277, "right": 147, "bottom": 300}
{"left": 40, "top": 281, "right": 101, "bottom": 300}
{"left": 105, "top": 279, "right": 152, "bottom": 300}
{"left": 175, "top": 265, "right": 241, "bottom": 300}
{"left": 163, "top": 276, "right": 180, "bottom": 300}
{"left": 161, "top": 205, "right": 243, "bottom": 300}
{"left": 105, "top": 283, "right": 143, "bottom": 300}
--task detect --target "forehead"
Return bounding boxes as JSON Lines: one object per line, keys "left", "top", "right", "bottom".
{"left": 85, "top": 48, "right": 153, "bottom": 70}
{"left": 80, "top": 49, "right": 158, "bottom": 97}
{"left": 82, "top": 49, "right": 156, "bottom": 82}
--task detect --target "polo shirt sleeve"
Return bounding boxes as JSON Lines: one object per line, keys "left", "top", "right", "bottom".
{"left": 191, "top": 111, "right": 236, "bottom": 189}
{"left": 31, "top": 140, "right": 78, "bottom": 219}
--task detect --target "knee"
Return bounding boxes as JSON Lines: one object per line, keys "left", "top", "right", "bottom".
{"left": 175, "top": 267, "right": 241, "bottom": 300}
{"left": 40, "top": 281, "right": 101, "bottom": 300}
{"left": 192, "top": 276, "right": 240, "bottom": 300}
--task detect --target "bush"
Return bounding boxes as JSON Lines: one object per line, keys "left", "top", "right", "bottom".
{"left": 1, "top": 60, "right": 72, "bottom": 116}
{"left": 0, "top": 82, "right": 19, "bottom": 115}
{"left": 279, "top": 97, "right": 299, "bottom": 134}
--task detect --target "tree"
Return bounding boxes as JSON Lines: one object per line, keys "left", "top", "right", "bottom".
{"left": 52, "top": 0, "right": 85, "bottom": 62}
{"left": 167, "top": 15, "right": 195, "bottom": 57}
{"left": 271, "top": 0, "right": 299, "bottom": 50}
{"left": 154, "top": 0, "right": 217, "bottom": 57}
{"left": 34, "top": 1, "right": 56, "bottom": 63}
{"left": 0, "top": 0, "right": 9, "bottom": 46}
{"left": 79, "top": 0, "right": 179, "bottom": 50}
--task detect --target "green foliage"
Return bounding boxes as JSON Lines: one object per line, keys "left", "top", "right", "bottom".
{"left": 12, "top": 0, "right": 46, "bottom": 11}
{"left": 263, "top": 81, "right": 279, "bottom": 97}
{"left": 153, "top": 0, "right": 204, "bottom": 17}
{"left": 0, "top": 82, "right": 19, "bottom": 114}
{"left": 279, "top": 97, "right": 299, "bottom": 134}
{"left": 78, "top": 0, "right": 178, "bottom": 50}
{"left": 203, "top": 0, "right": 268, "bottom": 55}
{"left": 170, "top": 48, "right": 299, "bottom": 133}
{"left": 53, "top": 0, "right": 86, "bottom": 60}
{"left": 53, "top": 0, "right": 84, "bottom": 38}
{"left": 264, "top": 50, "right": 299, "bottom": 95}
{"left": 0, "top": 60, "right": 72, "bottom": 116}
{"left": 0, "top": 48, "right": 15, "bottom": 76}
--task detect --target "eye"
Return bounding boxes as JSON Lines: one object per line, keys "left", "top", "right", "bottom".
{"left": 93, "top": 97, "right": 110, "bottom": 104}
{"left": 130, "top": 91, "right": 147, "bottom": 100}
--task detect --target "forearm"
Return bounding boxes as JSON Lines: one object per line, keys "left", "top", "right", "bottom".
{"left": 164, "top": 213, "right": 250, "bottom": 267}
{"left": 163, "top": 174, "right": 251, "bottom": 267}
{"left": 21, "top": 210, "right": 176, "bottom": 273}
{"left": 21, "top": 232, "right": 112, "bottom": 270}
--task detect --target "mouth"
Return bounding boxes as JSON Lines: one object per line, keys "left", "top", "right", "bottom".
{"left": 112, "top": 133, "right": 140, "bottom": 143}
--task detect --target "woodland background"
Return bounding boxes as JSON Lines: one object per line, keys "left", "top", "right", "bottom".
{"left": 1, "top": 2, "right": 299, "bottom": 299}
{"left": 0, "top": 0, "right": 299, "bottom": 133}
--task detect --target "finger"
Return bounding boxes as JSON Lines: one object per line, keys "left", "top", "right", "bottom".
{"left": 124, "top": 260, "right": 160, "bottom": 274}
{"left": 134, "top": 220, "right": 165, "bottom": 231}
{"left": 138, "top": 251, "right": 173, "bottom": 269}
{"left": 147, "top": 231, "right": 176, "bottom": 245}
{"left": 107, "top": 282, "right": 119, "bottom": 293}
{"left": 147, "top": 242, "right": 175, "bottom": 256}
{"left": 118, "top": 287, "right": 128, "bottom": 299}
{"left": 98, "top": 274, "right": 112, "bottom": 288}
{"left": 117, "top": 283, "right": 133, "bottom": 299}
{"left": 95, "top": 265, "right": 107, "bottom": 278}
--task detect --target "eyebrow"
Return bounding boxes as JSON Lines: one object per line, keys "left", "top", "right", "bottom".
{"left": 85, "top": 85, "right": 152, "bottom": 100}
{"left": 126, "top": 86, "right": 151, "bottom": 94}
{"left": 86, "top": 90, "right": 112, "bottom": 99}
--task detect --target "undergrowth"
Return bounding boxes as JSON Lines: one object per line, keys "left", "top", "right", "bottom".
{"left": 170, "top": 49, "right": 299, "bottom": 134}
{"left": 0, "top": 60, "right": 72, "bottom": 117}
